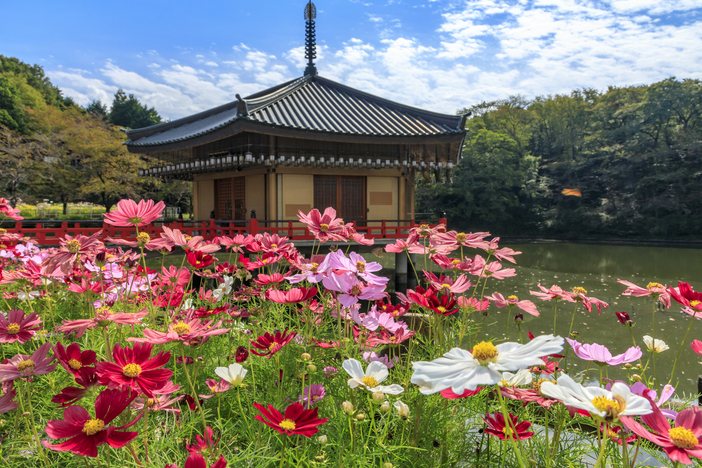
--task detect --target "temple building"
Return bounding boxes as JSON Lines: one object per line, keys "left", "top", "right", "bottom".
{"left": 126, "top": 1, "right": 467, "bottom": 225}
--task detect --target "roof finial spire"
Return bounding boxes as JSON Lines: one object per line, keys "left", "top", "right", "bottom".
{"left": 304, "top": 0, "right": 318, "bottom": 76}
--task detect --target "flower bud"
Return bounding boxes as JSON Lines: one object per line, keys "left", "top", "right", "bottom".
{"left": 342, "top": 401, "right": 354, "bottom": 414}
{"left": 571, "top": 331, "right": 579, "bottom": 337}
{"left": 372, "top": 390, "right": 385, "bottom": 403}
{"left": 315, "top": 456, "right": 325, "bottom": 462}
{"left": 380, "top": 401, "right": 391, "bottom": 413}
{"left": 394, "top": 401, "right": 410, "bottom": 418}
{"left": 301, "top": 353, "right": 312, "bottom": 360}
{"left": 513, "top": 313, "right": 524, "bottom": 323}
{"left": 631, "top": 374, "right": 642, "bottom": 382}
{"left": 307, "top": 364, "right": 317, "bottom": 372}
{"left": 636, "top": 364, "right": 643, "bottom": 369}
{"left": 624, "top": 363, "right": 632, "bottom": 369}
{"left": 356, "top": 413, "right": 366, "bottom": 421}
{"left": 318, "top": 435, "right": 328, "bottom": 444}
{"left": 383, "top": 464, "right": 394, "bottom": 468}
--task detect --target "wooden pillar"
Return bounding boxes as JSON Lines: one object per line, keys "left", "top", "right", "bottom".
{"left": 395, "top": 251, "right": 408, "bottom": 293}
{"left": 192, "top": 180, "right": 200, "bottom": 220}
{"left": 398, "top": 176, "right": 406, "bottom": 220}
{"left": 267, "top": 172, "right": 277, "bottom": 220}
{"left": 408, "top": 253, "right": 418, "bottom": 290}
{"left": 409, "top": 176, "right": 415, "bottom": 221}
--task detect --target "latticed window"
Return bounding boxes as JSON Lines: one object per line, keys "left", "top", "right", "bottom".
{"left": 314, "top": 176, "right": 365, "bottom": 221}
{"left": 215, "top": 177, "right": 246, "bottom": 220}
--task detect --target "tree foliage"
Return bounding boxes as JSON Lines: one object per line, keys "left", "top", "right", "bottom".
{"left": 109, "top": 89, "right": 162, "bottom": 129}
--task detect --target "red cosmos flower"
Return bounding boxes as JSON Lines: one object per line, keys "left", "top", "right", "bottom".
{"left": 51, "top": 367, "right": 100, "bottom": 407}
{"left": 375, "top": 299, "right": 408, "bottom": 317}
{"left": 426, "top": 292, "right": 459, "bottom": 316}
{"left": 247, "top": 252, "right": 283, "bottom": 269}
{"left": 251, "top": 329, "right": 297, "bottom": 358}
{"left": 128, "top": 317, "right": 230, "bottom": 346}
{"left": 616, "top": 311, "right": 634, "bottom": 327}
{"left": 55, "top": 342, "right": 96, "bottom": 375}
{"left": 95, "top": 342, "right": 172, "bottom": 398}
{"left": 235, "top": 346, "right": 249, "bottom": 362}
{"left": 167, "top": 452, "right": 227, "bottom": 468}
{"left": 406, "top": 285, "right": 436, "bottom": 308}
{"left": 440, "top": 387, "right": 483, "bottom": 399}
{"left": 104, "top": 198, "right": 165, "bottom": 227}
{"left": 44, "top": 389, "right": 141, "bottom": 458}
{"left": 41, "top": 231, "right": 104, "bottom": 275}
{"left": 266, "top": 287, "right": 317, "bottom": 304}
{"left": 254, "top": 402, "right": 328, "bottom": 437}
{"left": 297, "top": 207, "right": 346, "bottom": 242}
{"left": 0, "top": 197, "right": 23, "bottom": 220}
{"left": 669, "top": 282, "right": 702, "bottom": 312}
{"left": 154, "top": 288, "right": 186, "bottom": 308}
{"left": 0, "top": 341, "right": 56, "bottom": 383}
{"left": 0, "top": 308, "right": 41, "bottom": 343}
{"left": 253, "top": 272, "right": 289, "bottom": 286}
{"left": 483, "top": 412, "right": 534, "bottom": 440}
{"left": 622, "top": 400, "right": 702, "bottom": 465}
{"left": 187, "top": 251, "right": 215, "bottom": 269}
{"left": 186, "top": 426, "right": 220, "bottom": 454}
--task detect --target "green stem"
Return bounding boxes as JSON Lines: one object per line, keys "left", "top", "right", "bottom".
{"left": 496, "top": 390, "right": 526, "bottom": 468}
{"left": 593, "top": 422, "right": 608, "bottom": 468}
{"left": 180, "top": 344, "right": 208, "bottom": 433}
{"left": 668, "top": 310, "right": 699, "bottom": 385}
{"left": 651, "top": 298, "right": 658, "bottom": 384}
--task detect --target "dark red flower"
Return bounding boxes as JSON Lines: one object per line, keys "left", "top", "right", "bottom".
{"left": 426, "top": 292, "right": 459, "bottom": 316}
{"left": 669, "top": 282, "right": 702, "bottom": 311}
{"left": 376, "top": 300, "right": 407, "bottom": 317}
{"left": 54, "top": 342, "right": 96, "bottom": 375}
{"left": 254, "top": 402, "right": 328, "bottom": 437}
{"left": 166, "top": 452, "right": 227, "bottom": 468}
{"left": 247, "top": 252, "right": 283, "bottom": 270}
{"left": 251, "top": 329, "right": 297, "bottom": 359}
{"left": 186, "top": 251, "right": 215, "bottom": 269}
{"left": 51, "top": 367, "right": 100, "bottom": 407}
{"left": 186, "top": 426, "right": 219, "bottom": 453}
{"left": 44, "top": 389, "right": 141, "bottom": 457}
{"left": 483, "top": 412, "right": 534, "bottom": 440}
{"left": 406, "top": 285, "right": 436, "bottom": 308}
{"left": 95, "top": 342, "right": 172, "bottom": 398}
{"left": 184, "top": 394, "right": 204, "bottom": 411}
{"left": 311, "top": 338, "right": 341, "bottom": 349}
{"left": 0, "top": 308, "right": 42, "bottom": 344}
{"left": 616, "top": 311, "right": 634, "bottom": 327}
{"left": 235, "top": 346, "right": 249, "bottom": 363}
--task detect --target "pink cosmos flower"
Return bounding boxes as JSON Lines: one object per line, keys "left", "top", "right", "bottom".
{"left": 67, "top": 278, "right": 114, "bottom": 295}
{"left": 0, "top": 342, "right": 56, "bottom": 383}
{"left": 473, "top": 237, "right": 521, "bottom": 264}
{"left": 571, "top": 288, "right": 609, "bottom": 314}
{"left": 669, "top": 282, "right": 702, "bottom": 314}
{"left": 131, "top": 392, "right": 184, "bottom": 414}
{"left": 297, "top": 207, "right": 346, "bottom": 242}
{"left": 329, "top": 251, "right": 388, "bottom": 285}
{"left": 608, "top": 381, "right": 677, "bottom": 420}
{"left": 42, "top": 232, "right": 104, "bottom": 275}
{"left": 287, "top": 254, "right": 332, "bottom": 284}
{"left": 215, "top": 234, "right": 255, "bottom": 253}
{"left": 530, "top": 284, "right": 576, "bottom": 303}
{"left": 0, "top": 308, "right": 42, "bottom": 343}
{"left": 159, "top": 265, "right": 191, "bottom": 290}
{"left": 487, "top": 292, "right": 539, "bottom": 316}
{"left": 618, "top": 279, "right": 671, "bottom": 308}
{"left": 424, "top": 271, "right": 472, "bottom": 294}
{"left": 622, "top": 400, "right": 702, "bottom": 465}
{"left": 257, "top": 233, "right": 294, "bottom": 254}
{"left": 363, "top": 351, "right": 398, "bottom": 369}
{"left": 0, "top": 198, "right": 23, "bottom": 220}
{"left": 253, "top": 272, "right": 289, "bottom": 286}
{"left": 57, "top": 308, "right": 149, "bottom": 338}
{"left": 104, "top": 199, "right": 165, "bottom": 227}
{"left": 160, "top": 226, "right": 221, "bottom": 253}
{"left": 430, "top": 254, "right": 465, "bottom": 271}
{"left": 200, "top": 379, "right": 233, "bottom": 398}
{"left": 322, "top": 272, "right": 386, "bottom": 308}
{"left": 0, "top": 389, "right": 19, "bottom": 414}
{"left": 457, "top": 296, "right": 490, "bottom": 311}
{"left": 432, "top": 230, "right": 489, "bottom": 250}
{"left": 566, "top": 338, "right": 642, "bottom": 366}
{"left": 127, "top": 317, "right": 230, "bottom": 345}
{"left": 691, "top": 340, "right": 702, "bottom": 356}
{"left": 384, "top": 233, "right": 419, "bottom": 254}
{"left": 107, "top": 235, "right": 173, "bottom": 251}
{"left": 266, "top": 287, "right": 317, "bottom": 303}
{"left": 499, "top": 386, "right": 559, "bottom": 409}
{"left": 468, "top": 255, "right": 516, "bottom": 279}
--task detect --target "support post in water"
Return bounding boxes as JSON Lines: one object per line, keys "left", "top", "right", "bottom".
{"left": 395, "top": 252, "right": 408, "bottom": 292}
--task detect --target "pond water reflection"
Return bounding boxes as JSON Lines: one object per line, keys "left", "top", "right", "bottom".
{"left": 479, "top": 242, "right": 702, "bottom": 397}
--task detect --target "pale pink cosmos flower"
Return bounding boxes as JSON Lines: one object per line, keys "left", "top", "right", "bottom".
{"left": 469, "top": 255, "right": 517, "bottom": 280}
{"left": 618, "top": 279, "right": 672, "bottom": 308}
{"left": 473, "top": 237, "right": 521, "bottom": 264}
{"left": 215, "top": 234, "right": 255, "bottom": 253}
{"left": 107, "top": 235, "right": 173, "bottom": 251}
{"left": 41, "top": 231, "right": 104, "bottom": 275}
{"left": 0, "top": 342, "right": 56, "bottom": 383}
{"left": 131, "top": 383, "right": 184, "bottom": 414}
{"left": 329, "top": 251, "right": 388, "bottom": 285}
{"left": 530, "top": 284, "right": 576, "bottom": 303}
{"left": 322, "top": 272, "right": 386, "bottom": 308}
{"left": 127, "top": 317, "right": 230, "bottom": 345}
{"left": 606, "top": 381, "right": 678, "bottom": 420}
{"left": 200, "top": 379, "right": 233, "bottom": 399}
{"left": 457, "top": 296, "right": 490, "bottom": 311}
{"left": 384, "top": 232, "right": 420, "bottom": 254}
{"left": 159, "top": 226, "right": 221, "bottom": 253}
{"left": 159, "top": 266, "right": 191, "bottom": 290}
{"left": 0, "top": 198, "right": 23, "bottom": 220}
{"left": 257, "top": 233, "right": 294, "bottom": 254}
{"left": 57, "top": 308, "right": 149, "bottom": 338}
{"left": 424, "top": 271, "right": 472, "bottom": 294}
{"left": 432, "top": 230, "right": 489, "bottom": 250}
{"left": 363, "top": 351, "right": 399, "bottom": 369}
{"left": 297, "top": 207, "right": 346, "bottom": 242}
{"left": 287, "top": 254, "right": 333, "bottom": 284}
{"left": 487, "top": 292, "right": 539, "bottom": 316}
{"left": 571, "top": 288, "right": 609, "bottom": 315}
{"left": 0, "top": 309, "right": 42, "bottom": 343}
{"left": 104, "top": 199, "right": 165, "bottom": 227}
{"left": 566, "top": 338, "right": 642, "bottom": 366}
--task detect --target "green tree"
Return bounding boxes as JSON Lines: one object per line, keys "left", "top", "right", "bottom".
{"left": 109, "top": 89, "right": 162, "bottom": 129}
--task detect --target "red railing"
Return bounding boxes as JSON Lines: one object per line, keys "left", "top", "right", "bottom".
{"left": 3, "top": 218, "right": 447, "bottom": 246}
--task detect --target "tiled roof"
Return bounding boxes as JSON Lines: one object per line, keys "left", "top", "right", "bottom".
{"left": 126, "top": 75, "right": 466, "bottom": 147}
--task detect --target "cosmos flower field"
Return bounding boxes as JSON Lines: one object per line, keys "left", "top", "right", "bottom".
{"left": 1, "top": 197, "right": 702, "bottom": 467}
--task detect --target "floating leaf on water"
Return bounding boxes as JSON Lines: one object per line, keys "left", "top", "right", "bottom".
{"left": 371, "top": 247, "right": 386, "bottom": 258}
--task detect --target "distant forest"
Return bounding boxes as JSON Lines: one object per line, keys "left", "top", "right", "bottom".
{"left": 417, "top": 78, "right": 702, "bottom": 239}
{"left": 2, "top": 55, "right": 701, "bottom": 239}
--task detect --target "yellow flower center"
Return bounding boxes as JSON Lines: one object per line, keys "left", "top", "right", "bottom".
{"left": 591, "top": 396, "right": 621, "bottom": 418}
{"left": 16, "top": 359, "right": 35, "bottom": 372}
{"left": 361, "top": 376, "right": 379, "bottom": 388}
{"left": 136, "top": 232, "right": 151, "bottom": 246}
{"left": 0, "top": 228, "right": 6, "bottom": 235}
{"left": 82, "top": 418, "right": 105, "bottom": 436}
{"left": 280, "top": 419, "right": 296, "bottom": 430}
{"left": 507, "top": 295, "right": 518, "bottom": 301}
{"left": 6, "top": 323, "right": 20, "bottom": 334}
{"left": 472, "top": 341, "right": 499, "bottom": 364}
{"left": 669, "top": 427, "right": 699, "bottom": 449}
{"left": 268, "top": 342, "right": 280, "bottom": 351}
{"left": 320, "top": 224, "right": 329, "bottom": 232}
{"left": 310, "top": 262, "right": 319, "bottom": 273}
{"left": 572, "top": 287, "right": 587, "bottom": 296}
{"left": 533, "top": 379, "right": 550, "bottom": 396}
{"left": 691, "top": 300, "right": 701, "bottom": 307}
{"left": 356, "top": 261, "right": 366, "bottom": 273}
{"left": 68, "top": 359, "right": 82, "bottom": 370}
{"left": 172, "top": 321, "right": 191, "bottom": 335}
{"left": 436, "top": 306, "right": 447, "bottom": 313}
{"left": 147, "top": 398, "right": 155, "bottom": 407}
{"left": 350, "top": 285, "right": 362, "bottom": 296}
{"left": 455, "top": 232, "right": 467, "bottom": 243}
{"left": 185, "top": 236, "right": 192, "bottom": 241}
{"left": 451, "top": 259, "right": 460, "bottom": 266}
{"left": 441, "top": 284, "right": 452, "bottom": 289}
{"left": 66, "top": 239, "right": 82, "bottom": 253}
{"left": 271, "top": 244, "right": 278, "bottom": 249}
{"left": 647, "top": 282, "right": 663, "bottom": 291}
{"left": 123, "top": 363, "right": 142, "bottom": 378}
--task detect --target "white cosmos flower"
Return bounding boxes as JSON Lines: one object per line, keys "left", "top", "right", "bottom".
{"left": 540, "top": 374, "right": 651, "bottom": 421}
{"left": 498, "top": 368, "right": 533, "bottom": 387}
{"left": 410, "top": 334, "right": 564, "bottom": 395}
{"left": 643, "top": 335, "right": 669, "bottom": 353}
{"left": 394, "top": 400, "right": 410, "bottom": 418}
{"left": 342, "top": 359, "right": 404, "bottom": 395}
{"left": 213, "top": 276, "right": 234, "bottom": 302}
{"left": 215, "top": 363, "right": 248, "bottom": 386}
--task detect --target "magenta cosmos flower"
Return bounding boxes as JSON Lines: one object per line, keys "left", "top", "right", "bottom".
{"left": 0, "top": 309, "right": 42, "bottom": 343}
{"left": 322, "top": 271, "right": 386, "bottom": 308}
{"left": 104, "top": 199, "right": 165, "bottom": 227}
{"left": 0, "top": 389, "right": 19, "bottom": 414}
{"left": 96, "top": 342, "right": 172, "bottom": 398}
{"left": 566, "top": 338, "right": 641, "bottom": 366}
{"left": 0, "top": 197, "right": 23, "bottom": 220}
{"left": 0, "top": 342, "right": 56, "bottom": 383}
{"left": 265, "top": 287, "right": 317, "bottom": 304}
{"left": 297, "top": 207, "right": 346, "bottom": 242}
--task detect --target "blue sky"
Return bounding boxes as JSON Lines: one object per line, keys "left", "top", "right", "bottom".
{"left": 3, "top": 0, "right": 702, "bottom": 120}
